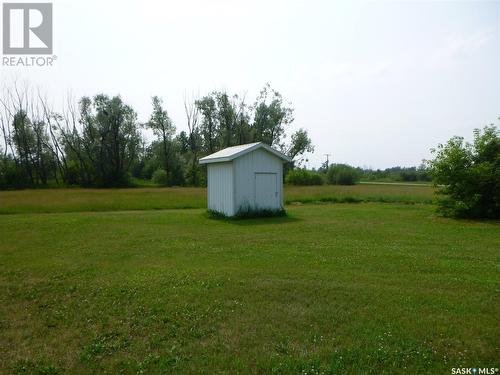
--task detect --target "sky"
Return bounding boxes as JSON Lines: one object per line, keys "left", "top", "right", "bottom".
{"left": 1, "top": 0, "right": 499, "bottom": 169}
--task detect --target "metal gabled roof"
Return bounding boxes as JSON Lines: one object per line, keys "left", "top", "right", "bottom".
{"left": 199, "top": 142, "right": 291, "bottom": 164}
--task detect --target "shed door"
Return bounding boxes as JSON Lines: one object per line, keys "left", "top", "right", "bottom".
{"left": 255, "top": 173, "right": 278, "bottom": 209}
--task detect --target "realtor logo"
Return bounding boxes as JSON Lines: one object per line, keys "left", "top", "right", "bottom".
{"left": 2, "top": 3, "right": 53, "bottom": 54}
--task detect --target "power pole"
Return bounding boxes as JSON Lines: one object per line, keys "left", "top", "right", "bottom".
{"left": 324, "top": 154, "right": 331, "bottom": 169}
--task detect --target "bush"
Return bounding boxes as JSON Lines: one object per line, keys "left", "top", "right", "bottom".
{"left": 286, "top": 169, "right": 323, "bottom": 185}
{"left": 0, "top": 156, "right": 30, "bottom": 189}
{"left": 326, "top": 164, "right": 360, "bottom": 185}
{"left": 427, "top": 125, "right": 500, "bottom": 219}
{"left": 151, "top": 169, "right": 169, "bottom": 186}
{"left": 64, "top": 160, "right": 81, "bottom": 185}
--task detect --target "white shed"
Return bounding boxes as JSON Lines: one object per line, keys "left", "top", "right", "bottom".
{"left": 199, "top": 142, "right": 291, "bottom": 216}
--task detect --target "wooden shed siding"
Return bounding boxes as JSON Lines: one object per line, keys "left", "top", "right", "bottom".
{"left": 233, "top": 148, "right": 283, "bottom": 212}
{"left": 207, "top": 162, "right": 234, "bottom": 216}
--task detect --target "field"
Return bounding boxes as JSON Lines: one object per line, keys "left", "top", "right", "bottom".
{"left": 0, "top": 183, "right": 435, "bottom": 215}
{"left": 0, "top": 185, "right": 499, "bottom": 374}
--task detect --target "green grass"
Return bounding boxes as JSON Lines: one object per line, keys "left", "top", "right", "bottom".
{"left": 0, "top": 201, "right": 498, "bottom": 374}
{"left": 0, "top": 187, "right": 206, "bottom": 214}
{"left": 285, "top": 184, "right": 435, "bottom": 205}
{"left": 0, "top": 184, "right": 435, "bottom": 214}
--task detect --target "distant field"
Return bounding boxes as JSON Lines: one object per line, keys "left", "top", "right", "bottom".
{"left": 359, "top": 181, "right": 432, "bottom": 186}
{"left": 0, "top": 183, "right": 435, "bottom": 214}
{"left": 0, "top": 203, "right": 498, "bottom": 374}
{"left": 285, "top": 184, "right": 434, "bottom": 205}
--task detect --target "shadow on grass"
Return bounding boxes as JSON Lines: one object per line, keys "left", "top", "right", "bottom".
{"left": 433, "top": 214, "right": 500, "bottom": 225}
{"left": 229, "top": 215, "right": 302, "bottom": 226}
{"left": 203, "top": 210, "right": 302, "bottom": 225}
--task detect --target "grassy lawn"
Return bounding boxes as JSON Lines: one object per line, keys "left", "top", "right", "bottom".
{"left": 0, "top": 198, "right": 498, "bottom": 373}
{"left": 0, "top": 184, "right": 435, "bottom": 214}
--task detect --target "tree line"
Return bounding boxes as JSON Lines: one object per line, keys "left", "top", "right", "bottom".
{"left": 0, "top": 83, "right": 313, "bottom": 189}
{"left": 286, "top": 163, "right": 431, "bottom": 186}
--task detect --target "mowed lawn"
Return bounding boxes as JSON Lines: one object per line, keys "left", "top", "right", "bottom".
{"left": 0, "top": 183, "right": 435, "bottom": 214}
{"left": 0, "top": 189, "right": 498, "bottom": 374}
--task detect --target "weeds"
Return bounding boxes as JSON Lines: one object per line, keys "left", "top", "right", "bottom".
{"left": 207, "top": 207, "right": 287, "bottom": 220}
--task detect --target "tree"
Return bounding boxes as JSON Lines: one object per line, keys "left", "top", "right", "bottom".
{"left": 0, "top": 82, "right": 314, "bottom": 189}
{"left": 0, "top": 83, "right": 59, "bottom": 187}
{"left": 39, "top": 97, "right": 70, "bottom": 185}
{"left": 234, "top": 96, "right": 252, "bottom": 145}
{"left": 216, "top": 92, "right": 237, "bottom": 148}
{"left": 287, "top": 128, "right": 314, "bottom": 167}
{"left": 252, "top": 83, "right": 294, "bottom": 147}
{"left": 326, "top": 164, "right": 361, "bottom": 185}
{"left": 427, "top": 124, "right": 500, "bottom": 218}
{"left": 146, "top": 96, "right": 176, "bottom": 185}
{"left": 77, "top": 95, "right": 142, "bottom": 186}
{"left": 11, "top": 110, "right": 36, "bottom": 184}
{"left": 196, "top": 95, "right": 218, "bottom": 154}
{"left": 184, "top": 93, "right": 202, "bottom": 186}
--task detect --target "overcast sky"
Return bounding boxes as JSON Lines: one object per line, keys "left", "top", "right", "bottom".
{"left": 1, "top": 0, "right": 499, "bottom": 169}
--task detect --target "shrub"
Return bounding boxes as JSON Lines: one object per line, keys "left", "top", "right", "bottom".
{"left": 427, "top": 125, "right": 500, "bottom": 219}
{"left": 326, "top": 164, "right": 360, "bottom": 185}
{"left": 65, "top": 160, "right": 81, "bottom": 185}
{"left": 286, "top": 169, "right": 323, "bottom": 185}
{"left": 151, "top": 169, "right": 169, "bottom": 186}
{"left": 235, "top": 207, "right": 287, "bottom": 219}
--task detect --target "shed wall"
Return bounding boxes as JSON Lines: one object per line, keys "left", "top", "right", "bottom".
{"left": 233, "top": 148, "right": 283, "bottom": 212}
{"left": 207, "top": 162, "right": 234, "bottom": 216}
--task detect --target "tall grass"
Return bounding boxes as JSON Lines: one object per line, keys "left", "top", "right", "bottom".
{"left": 0, "top": 184, "right": 436, "bottom": 214}
{"left": 285, "top": 184, "right": 435, "bottom": 205}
